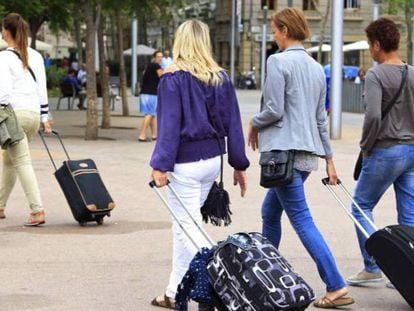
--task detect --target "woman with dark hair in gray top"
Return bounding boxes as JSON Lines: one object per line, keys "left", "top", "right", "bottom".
{"left": 347, "top": 18, "right": 414, "bottom": 286}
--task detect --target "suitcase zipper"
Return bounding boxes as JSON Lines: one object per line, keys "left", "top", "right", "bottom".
{"left": 386, "top": 227, "right": 414, "bottom": 250}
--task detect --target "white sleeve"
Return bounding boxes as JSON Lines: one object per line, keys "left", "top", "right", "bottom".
{"left": 31, "top": 51, "right": 49, "bottom": 122}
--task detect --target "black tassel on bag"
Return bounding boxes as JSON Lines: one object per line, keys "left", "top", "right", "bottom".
{"left": 201, "top": 181, "right": 231, "bottom": 226}
{"left": 200, "top": 90, "right": 232, "bottom": 227}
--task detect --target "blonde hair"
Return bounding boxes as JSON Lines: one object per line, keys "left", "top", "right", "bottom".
{"left": 272, "top": 8, "right": 310, "bottom": 41}
{"left": 173, "top": 20, "right": 223, "bottom": 85}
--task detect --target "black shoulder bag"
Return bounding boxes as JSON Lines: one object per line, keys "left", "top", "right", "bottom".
{"left": 200, "top": 92, "right": 232, "bottom": 227}
{"left": 258, "top": 94, "right": 295, "bottom": 188}
{"left": 353, "top": 64, "right": 408, "bottom": 180}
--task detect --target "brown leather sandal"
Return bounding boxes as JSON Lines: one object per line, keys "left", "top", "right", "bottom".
{"left": 151, "top": 294, "right": 176, "bottom": 310}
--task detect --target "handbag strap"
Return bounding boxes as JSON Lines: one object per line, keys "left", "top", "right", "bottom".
{"left": 381, "top": 64, "right": 408, "bottom": 120}
{"left": 7, "top": 49, "right": 37, "bottom": 82}
{"left": 204, "top": 87, "right": 224, "bottom": 184}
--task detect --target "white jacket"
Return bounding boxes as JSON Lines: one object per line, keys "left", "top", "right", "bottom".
{"left": 0, "top": 47, "right": 49, "bottom": 122}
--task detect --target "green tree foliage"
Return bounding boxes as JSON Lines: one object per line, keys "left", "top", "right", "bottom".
{"left": 383, "top": 0, "right": 414, "bottom": 64}
{"left": 0, "top": 0, "right": 73, "bottom": 49}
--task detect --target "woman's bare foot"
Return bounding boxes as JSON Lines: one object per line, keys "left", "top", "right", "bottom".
{"left": 325, "top": 287, "right": 349, "bottom": 301}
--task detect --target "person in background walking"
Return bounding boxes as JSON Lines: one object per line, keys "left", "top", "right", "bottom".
{"left": 247, "top": 8, "right": 354, "bottom": 309}
{"left": 150, "top": 19, "right": 248, "bottom": 309}
{"left": 354, "top": 68, "right": 366, "bottom": 84}
{"left": 160, "top": 49, "right": 173, "bottom": 69}
{"left": 347, "top": 18, "right": 414, "bottom": 287}
{"left": 0, "top": 13, "right": 52, "bottom": 225}
{"left": 138, "top": 50, "right": 163, "bottom": 142}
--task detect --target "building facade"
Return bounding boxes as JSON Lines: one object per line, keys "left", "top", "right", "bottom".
{"left": 214, "top": 0, "right": 408, "bottom": 85}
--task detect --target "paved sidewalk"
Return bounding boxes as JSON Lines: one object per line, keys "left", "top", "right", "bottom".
{"left": 0, "top": 90, "right": 409, "bottom": 310}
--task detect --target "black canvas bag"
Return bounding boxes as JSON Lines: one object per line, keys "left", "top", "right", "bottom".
{"left": 39, "top": 130, "right": 115, "bottom": 226}
{"left": 323, "top": 179, "right": 414, "bottom": 309}
{"left": 365, "top": 225, "right": 414, "bottom": 308}
{"left": 260, "top": 150, "right": 295, "bottom": 188}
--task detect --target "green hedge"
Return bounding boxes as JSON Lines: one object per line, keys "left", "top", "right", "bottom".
{"left": 46, "top": 65, "right": 67, "bottom": 89}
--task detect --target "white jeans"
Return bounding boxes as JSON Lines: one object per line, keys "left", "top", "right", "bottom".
{"left": 165, "top": 156, "right": 221, "bottom": 299}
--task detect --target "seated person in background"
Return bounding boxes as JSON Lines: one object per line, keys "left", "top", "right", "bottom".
{"left": 62, "top": 68, "right": 85, "bottom": 110}
{"left": 77, "top": 64, "right": 87, "bottom": 87}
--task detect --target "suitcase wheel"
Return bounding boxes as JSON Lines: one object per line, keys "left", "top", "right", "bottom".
{"left": 79, "top": 221, "right": 87, "bottom": 227}
{"left": 96, "top": 217, "right": 104, "bottom": 225}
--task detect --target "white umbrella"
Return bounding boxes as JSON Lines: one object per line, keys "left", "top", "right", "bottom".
{"left": 123, "top": 44, "right": 156, "bottom": 56}
{"left": 306, "top": 44, "right": 331, "bottom": 53}
{"left": 343, "top": 40, "right": 369, "bottom": 52}
{"left": 0, "top": 38, "right": 53, "bottom": 52}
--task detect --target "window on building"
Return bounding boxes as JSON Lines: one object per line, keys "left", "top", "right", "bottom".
{"left": 303, "top": 0, "right": 317, "bottom": 11}
{"left": 261, "top": 0, "right": 277, "bottom": 11}
{"left": 344, "top": 0, "right": 360, "bottom": 9}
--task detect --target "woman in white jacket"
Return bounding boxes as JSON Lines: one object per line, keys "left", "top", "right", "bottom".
{"left": 0, "top": 13, "right": 51, "bottom": 225}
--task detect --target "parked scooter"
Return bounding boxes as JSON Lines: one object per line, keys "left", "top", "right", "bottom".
{"left": 237, "top": 67, "right": 256, "bottom": 89}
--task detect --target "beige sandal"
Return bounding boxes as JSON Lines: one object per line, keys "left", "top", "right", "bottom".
{"left": 314, "top": 296, "right": 355, "bottom": 309}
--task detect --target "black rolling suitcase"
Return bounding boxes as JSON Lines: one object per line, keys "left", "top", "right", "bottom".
{"left": 39, "top": 130, "right": 115, "bottom": 226}
{"left": 150, "top": 181, "right": 315, "bottom": 311}
{"left": 322, "top": 178, "right": 414, "bottom": 309}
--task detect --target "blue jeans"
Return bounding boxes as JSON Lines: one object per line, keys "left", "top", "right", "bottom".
{"left": 352, "top": 144, "right": 414, "bottom": 273}
{"left": 261, "top": 170, "right": 346, "bottom": 292}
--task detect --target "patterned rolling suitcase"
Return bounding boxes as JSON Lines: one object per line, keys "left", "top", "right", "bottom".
{"left": 39, "top": 130, "right": 115, "bottom": 226}
{"left": 150, "top": 181, "right": 315, "bottom": 310}
{"left": 207, "top": 232, "right": 315, "bottom": 311}
{"left": 322, "top": 178, "right": 414, "bottom": 309}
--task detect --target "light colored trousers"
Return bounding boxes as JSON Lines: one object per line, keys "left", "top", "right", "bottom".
{"left": 0, "top": 110, "right": 43, "bottom": 213}
{"left": 165, "top": 156, "right": 220, "bottom": 299}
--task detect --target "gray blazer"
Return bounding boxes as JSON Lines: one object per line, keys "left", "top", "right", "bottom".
{"left": 252, "top": 45, "right": 332, "bottom": 158}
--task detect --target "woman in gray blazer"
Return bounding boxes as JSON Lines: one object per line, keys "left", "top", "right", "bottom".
{"left": 248, "top": 8, "right": 353, "bottom": 309}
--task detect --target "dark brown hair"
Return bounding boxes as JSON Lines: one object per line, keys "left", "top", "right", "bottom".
{"left": 2, "top": 13, "right": 29, "bottom": 69}
{"left": 152, "top": 50, "right": 163, "bottom": 58}
{"left": 365, "top": 18, "right": 400, "bottom": 53}
{"left": 271, "top": 8, "right": 310, "bottom": 41}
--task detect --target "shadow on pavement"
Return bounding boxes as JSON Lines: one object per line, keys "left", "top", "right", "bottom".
{"left": 0, "top": 220, "right": 171, "bottom": 235}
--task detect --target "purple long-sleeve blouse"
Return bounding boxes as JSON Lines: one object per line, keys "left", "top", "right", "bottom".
{"left": 150, "top": 70, "right": 249, "bottom": 172}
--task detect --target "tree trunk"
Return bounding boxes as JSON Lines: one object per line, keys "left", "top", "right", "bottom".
{"left": 110, "top": 13, "right": 118, "bottom": 61}
{"left": 405, "top": 3, "right": 413, "bottom": 65}
{"left": 116, "top": 9, "right": 130, "bottom": 116}
{"left": 99, "top": 13, "right": 111, "bottom": 129}
{"left": 82, "top": 0, "right": 99, "bottom": 140}
{"left": 74, "top": 3, "right": 83, "bottom": 65}
{"left": 28, "top": 17, "right": 44, "bottom": 50}
{"left": 317, "top": 0, "right": 330, "bottom": 64}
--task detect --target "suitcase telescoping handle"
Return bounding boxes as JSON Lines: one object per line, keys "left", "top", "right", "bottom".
{"left": 149, "top": 181, "right": 215, "bottom": 250}
{"left": 38, "top": 130, "right": 70, "bottom": 171}
{"left": 321, "top": 178, "right": 378, "bottom": 239}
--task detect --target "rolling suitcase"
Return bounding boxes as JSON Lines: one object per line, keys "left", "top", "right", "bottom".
{"left": 322, "top": 178, "right": 414, "bottom": 309}
{"left": 39, "top": 130, "right": 115, "bottom": 226}
{"left": 150, "top": 181, "right": 315, "bottom": 310}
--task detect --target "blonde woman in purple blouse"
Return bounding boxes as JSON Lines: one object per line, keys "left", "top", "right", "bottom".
{"left": 149, "top": 20, "right": 249, "bottom": 309}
